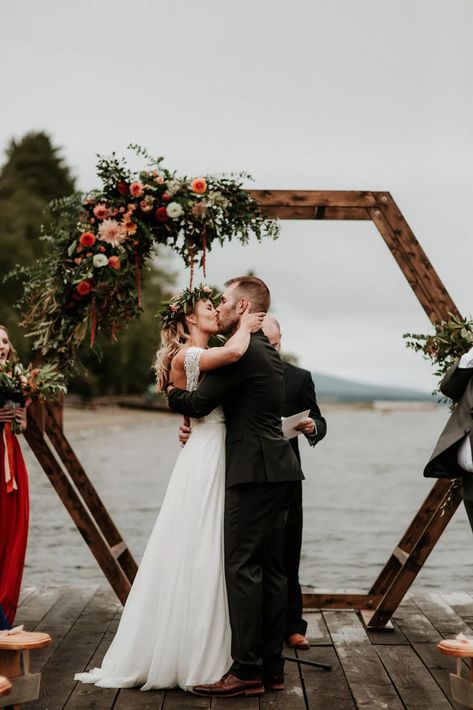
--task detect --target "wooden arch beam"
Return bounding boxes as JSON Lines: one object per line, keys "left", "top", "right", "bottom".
{"left": 26, "top": 189, "right": 462, "bottom": 626}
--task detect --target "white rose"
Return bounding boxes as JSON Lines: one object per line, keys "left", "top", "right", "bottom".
{"left": 93, "top": 254, "right": 109, "bottom": 268}
{"left": 166, "top": 202, "right": 184, "bottom": 219}
{"left": 166, "top": 180, "right": 181, "bottom": 196}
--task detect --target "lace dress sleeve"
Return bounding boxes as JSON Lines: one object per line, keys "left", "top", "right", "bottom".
{"left": 184, "top": 347, "right": 203, "bottom": 392}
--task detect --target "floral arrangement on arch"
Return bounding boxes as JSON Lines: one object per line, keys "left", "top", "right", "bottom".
{"left": 14, "top": 146, "right": 278, "bottom": 368}
{"left": 404, "top": 313, "right": 473, "bottom": 394}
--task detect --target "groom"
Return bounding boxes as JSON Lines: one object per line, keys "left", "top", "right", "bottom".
{"left": 167, "top": 276, "right": 303, "bottom": 697}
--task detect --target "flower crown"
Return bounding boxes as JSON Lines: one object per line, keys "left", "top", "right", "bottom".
{"left": 158, "top": 284, "right": 221, "bottom": 327}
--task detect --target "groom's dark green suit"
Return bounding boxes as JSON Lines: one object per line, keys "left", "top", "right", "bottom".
{"left": 168, "top": 330, "right": 303, "bottom": 681}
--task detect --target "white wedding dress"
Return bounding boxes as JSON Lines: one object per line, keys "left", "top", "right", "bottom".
{"left": 75, "top": 347, "right": 232, "bottom": 690}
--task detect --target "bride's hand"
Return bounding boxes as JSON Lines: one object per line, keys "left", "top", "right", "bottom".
{"left": 239, "top": 303, "right": 266, "bottom": 333}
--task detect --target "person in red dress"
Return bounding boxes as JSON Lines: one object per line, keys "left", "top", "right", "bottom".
{"left": 0, "top": 325, "right": 29, "bottom": 630}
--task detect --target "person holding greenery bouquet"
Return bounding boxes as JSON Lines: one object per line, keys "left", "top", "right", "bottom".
{"left": 0, "top": 325, "right": 29, "bottom": 630}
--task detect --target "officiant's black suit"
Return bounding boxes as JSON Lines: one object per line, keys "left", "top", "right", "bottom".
{"left": 168, "top": 331, "right": 303, "bottom": 681}
{"left": 282, "top": 362, "right": 326, "bottom": 638}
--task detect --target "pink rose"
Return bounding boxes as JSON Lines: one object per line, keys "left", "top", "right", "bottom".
{"left": 129, "top": 181, "right": 144, "bottom": 198}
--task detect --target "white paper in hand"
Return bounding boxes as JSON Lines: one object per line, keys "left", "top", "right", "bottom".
{"left": 282, "top": 410, "right": 310, "bottom": 439}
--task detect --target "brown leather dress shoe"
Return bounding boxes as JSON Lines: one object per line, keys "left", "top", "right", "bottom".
{"left": 193, "top": 673, "right": 264, "bottom": 697}
{"left": 287, "top": 632, "right": 310, "bottom": 649}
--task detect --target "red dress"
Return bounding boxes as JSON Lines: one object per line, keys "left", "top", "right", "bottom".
{"left": 0, "top": 423, "right": 29, "bottom": 626}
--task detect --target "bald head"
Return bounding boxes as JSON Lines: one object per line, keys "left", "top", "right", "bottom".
{"left": 262, "top": 315, "right": 281, "bottom": 352}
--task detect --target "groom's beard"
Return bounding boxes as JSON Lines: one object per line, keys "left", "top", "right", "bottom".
{"left": 217, "top": 313, "right": 240, "bottom": 335}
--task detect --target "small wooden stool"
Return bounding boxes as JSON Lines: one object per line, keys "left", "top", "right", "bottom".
{"left": 0, "top": 678, "right": 11, "bottom": 698}
{"left": 438, "top": 635, "right": 473, "bottom": 709}
{"left": 0, "top": 631, "right": 52, "bottom": 709}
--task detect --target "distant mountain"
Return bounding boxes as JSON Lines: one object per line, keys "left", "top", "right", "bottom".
{"left": 311, "top": 371, "right": 433, "bottom": 403}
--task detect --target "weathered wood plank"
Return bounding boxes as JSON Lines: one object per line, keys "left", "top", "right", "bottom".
{"left": 261, "top": 646, "right": 305, "bottom": 709}
{"left": 366, "top": 619, "right": 409, "bottom": 646}
{"left": 15, "top": 585, "right": 65, "bottom": 629}
{"left": 259, "top": 206, "right": 371, "bottom": 220}
{"left": 304, "top": 612, "right": 331, "bottom": 646}
{"left": 297, "top": 645, "right": 355, "bottom": 710}
{"left": 377, "top": 195, "right": 460, "bottom": 321}
{"left": 29, "top": 585, "right": 98, "bottom": 673}
{"left": 63, "top": 614, "right": 121, "bottom": 709}
{"left": 212, "top": 697, "right": 259, "bottom": 710}
{"left": 34, "top": 587, "right": 120, "bottom": 710}
{"left": 392, "top": 599, "right": 441, "bottom": 644}
{"left": 161, "top": 689, "right": 211, "bottom": 709}
{"left": 442, "top": 592, "right": 473, "bottom": 627}
{"left": 410, "top": 642, "right": 464, "bottom": 710}
{"left": 250, "top": 189, "right": 378, "bottom": 208}
{"left": 324, "top": 610, "right": 404, "bottom": 709}
{"left": 413, "top": 592, "right": 473, "bottom": 638}
{"left": 114, "top": 687, "right": 166, "bottom": 710}
{"left": 302, "top": 593, "right": 379, "bottom": 610}
{"left": 376, "top": 645, "right": 453, "bottom": 709}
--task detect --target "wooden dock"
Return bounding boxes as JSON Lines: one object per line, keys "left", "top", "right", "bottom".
{"left": 14, "top": 585, "right": 473, "bottom": 709}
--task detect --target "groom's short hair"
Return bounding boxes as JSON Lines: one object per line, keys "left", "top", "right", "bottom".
{"left": 225, "top": 276, "right": 270, "bottom": 312}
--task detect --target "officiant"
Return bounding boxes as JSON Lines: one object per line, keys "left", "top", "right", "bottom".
{"left": 262, "top": 316, "right": 327, "bottom": 651}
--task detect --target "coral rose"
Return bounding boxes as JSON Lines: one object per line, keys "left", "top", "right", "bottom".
{"left": 162, "top": 192, "right": 171, "bottom": 202}
{"left": 191, "top": 178, "right": 207, "bottom": 194}
{"left": 155, "top": 207, "right": 170, "bottom": 222}
{"left": 108, "top": 256, "right": 121, "bottom": 271}
{"left": 79, "top": 232, "right": 96, "bottom": 248}
{"left": 93, "top": 203, "right": 108, "bottom": 220}
{"left": 129, "top": 181, "right": 144, "bottom": 198}
{"left": 76, "top": 280, "right": 93, "bottom": 297}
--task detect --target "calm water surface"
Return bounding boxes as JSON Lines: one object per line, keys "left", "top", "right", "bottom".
{"left": 21, "top": 407, "right": 473, "bottom": 592}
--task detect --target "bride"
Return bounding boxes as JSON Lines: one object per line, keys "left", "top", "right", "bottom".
{"left": 75, "top": 284, "right": 264, "bottom": 691}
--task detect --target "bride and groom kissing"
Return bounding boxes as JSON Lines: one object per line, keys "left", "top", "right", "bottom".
{"left": 75, "top": 275, "right": 305, "bottom": 698}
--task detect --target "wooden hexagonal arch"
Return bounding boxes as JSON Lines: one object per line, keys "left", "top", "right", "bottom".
{"left": 24, "top": 189, "right": 463, "bottom": 628}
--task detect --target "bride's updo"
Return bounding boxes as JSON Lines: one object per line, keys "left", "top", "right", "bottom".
{"left": 153, "top": 284, "right": 218, "bottom": 393}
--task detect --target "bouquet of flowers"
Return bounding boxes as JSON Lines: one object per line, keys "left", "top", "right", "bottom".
{"left": 404, "top": 314, "right": 473, "bottom": 390}
{"left": 13, "top": 145, "right": 278, "bottom": 370}
{"left": 0, "top": 362, "right": 67, "bottom": 433}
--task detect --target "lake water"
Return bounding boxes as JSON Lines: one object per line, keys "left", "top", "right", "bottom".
{"left": 21, "top": 406, "right": 473, "bottom": 593}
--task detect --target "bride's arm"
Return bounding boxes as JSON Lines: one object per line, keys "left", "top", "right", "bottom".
{"left": 171, "top": 308, "right": 265, "bottom": 376}
{"left": 199, "top": 309, "right": 265, "bottom": 371}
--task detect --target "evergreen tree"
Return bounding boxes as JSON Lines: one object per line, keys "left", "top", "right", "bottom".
{"left": 0, "top": 132, "right": 75, "bottom": 358}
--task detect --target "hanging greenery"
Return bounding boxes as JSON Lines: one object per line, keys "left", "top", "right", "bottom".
{"left": 13, "top": 146, "right": 278, "bottom": 369}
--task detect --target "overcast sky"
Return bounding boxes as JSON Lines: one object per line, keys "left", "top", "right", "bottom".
{"left": 1, "top": 0, "right": 472, "bottom": 389}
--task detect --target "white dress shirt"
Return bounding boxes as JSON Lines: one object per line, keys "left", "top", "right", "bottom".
{"left": 456, "top": 346, "right": 473, "bottom": 473}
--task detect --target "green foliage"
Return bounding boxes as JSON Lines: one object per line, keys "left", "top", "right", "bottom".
{"left": 70, "top": 258, "right": 175, "bottom": 397}
{"left": 404, "top": 314, "right": 473, "bottom": 392}
{"left": 12, "top": 145, "right": 278, "bottom": 372}
{"left": 0, "top": 132, "right": 75, "bottom": 361}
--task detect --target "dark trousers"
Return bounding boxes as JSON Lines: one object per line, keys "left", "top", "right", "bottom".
{"left": 224, "top": 481, "right": 294, "bottom": 681}
{"left": 462, "top": 475, "right": 473, "bottom": 532}
{"left": 284, "top": 480, "right": 308, "bottom": 638}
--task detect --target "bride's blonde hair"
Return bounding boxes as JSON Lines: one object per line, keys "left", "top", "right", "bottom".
{"left": 153, "top": 316, "right": 191, "bottom": 393}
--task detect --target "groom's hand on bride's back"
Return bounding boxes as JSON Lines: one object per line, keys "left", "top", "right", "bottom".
{"left": 178, "top": 417, "right": 192, "bottom": 447}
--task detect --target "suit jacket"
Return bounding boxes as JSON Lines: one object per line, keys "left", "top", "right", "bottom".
{"left": 283, "top": 362, "right": 327, "bottom": 464}
{"left": 168, "top": 331, "right": 303, "bottom": 489}
{"left": 424, "top": 361, "right": 473, "bottom": 478}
